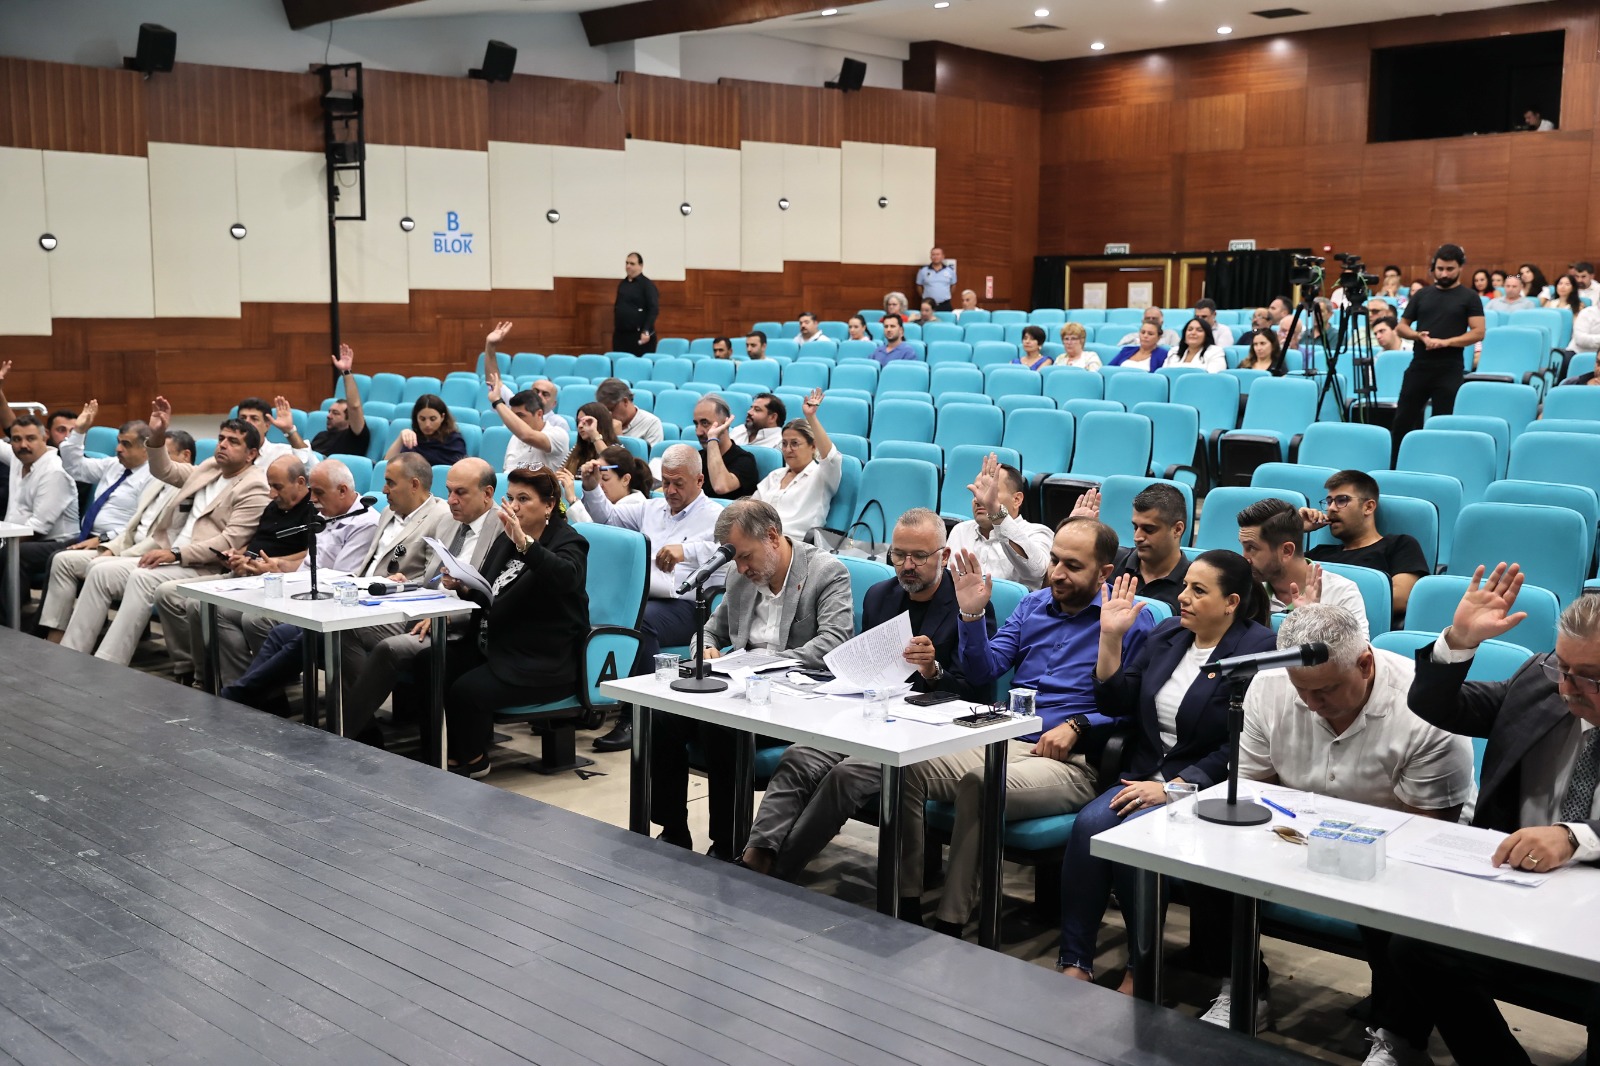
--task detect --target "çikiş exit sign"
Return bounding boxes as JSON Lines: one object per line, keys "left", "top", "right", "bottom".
{"left": 1104, "top": 243, "right": 1130, "bottom": 255}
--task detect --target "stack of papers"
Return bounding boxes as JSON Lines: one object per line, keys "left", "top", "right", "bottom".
{"left": 1387, "top": 823, "right": 1550, "bottom": 886}
{"left": 423, "top": 536, "right": 492, "bottom": 600}
{"left": 820, "top": 611, "right": 915, "bottom": 695}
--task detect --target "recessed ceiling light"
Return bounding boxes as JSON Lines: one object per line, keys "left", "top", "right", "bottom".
{"left": 1217, "top": 24, "right": 1233, "bottom": 33}
{"left": 820, "top": 7, "right": 837, "bottom": 13}
{"left": 1034, "top": 7, "right": 1050, "bottom": 16}
{"left": 934, "top": 1, "right": 949, "bottom": 7}
{"left": 1090, "top": 41, "right": 1105, "bottom": 50}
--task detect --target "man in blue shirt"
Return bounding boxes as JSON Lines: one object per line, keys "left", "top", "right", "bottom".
{"left": 916, "top": 247, "right": 957, "bottom": 310}
{"left": 909, "top": 516, "right": 1155, "bottom": 935}
{"left": 871, "top": 314, "right": 917, "bottom": 366}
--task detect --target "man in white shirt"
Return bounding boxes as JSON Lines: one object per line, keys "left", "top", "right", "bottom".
{"left": 954, "top": 289, "right": 982, "bottom": 320}
{"left": 56, "top": 404, "right": 155, "bottom": 549}
{"left": 580, "top": 443, "right": 722, "bottom": 752}
{"left": 1193, "top": 298, "right": 1234, "bottom": 346}
{"left": 945, "top": 456, "right": 1051, "bottom": 588}
{"left": 0, "top": 413, "right": 81, "bottom": 609}
{"left": 794, "top": 312, "right": 825, "bottom": 345}
{"left": 1233, "top": 604, "right": 1474, "bottom": 1059}
{"left": 235, "top": 396, "right": 317, "bottom": 471}
{"left": 1571, "top": 300, "right": 1600, "bottom": 355}
{"left": 1371, "top": 315, "right": 1410, "bottom": 353}
{"left": 1487, "top": 274, "right": 1540, "bottom": 313}
{"left": 1117, "top": 307, "right": 1179, "bottom": 350}
{"left": 1236, "top": 496, "right": 1371, "bottom": 639}
{"left": 728, "top": 393, "right": 785, "bottom": 450}
{"left": 594, "top": 378, "right": 663, "bottom": 446}
{"left": 485, "top": 365, "right": 570, "bottom": 471}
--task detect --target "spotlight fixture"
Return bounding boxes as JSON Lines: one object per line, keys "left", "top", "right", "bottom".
{"left": 123, "top": 23, "right": 176, "bottom": 77}
{"left": 399, "top": 216, "right": 416, "bottom": 232}
{"left": 778, "top": 197, "right": 790, "bottom": 211}
{"left": 877, "top": 196, "right": 889, "bottom": 208}
{"left": 38, "top": 234, "right": 57, "bottom": 252}
{"left": 229, "top": 222, "right": 247, "bottom": 240}
{"left": 546, "top": 209, "right": 561, "bottom": 223}
{"left": 469, "top": 40, "right": 517, "bottom": 82}
{"left": 679, "top": 202, "right": 692, "bottom": 216}
{"left": 821, "top": 7, "right": 838, "bottom": 13}
{"left": 1217, "top": 25, "right": 1233, "bottom": 33}
{"left": 1090, "top": 41, "right": 1106, "bottom": 50}
{"left": 321, "top": 88, "right": 363, "bottom": 116}
{"left": 934, "top": 2, "right": 950, "bottom": 7}
{"left": 1034, "top": 8, "right": 1050, "bottom": 17}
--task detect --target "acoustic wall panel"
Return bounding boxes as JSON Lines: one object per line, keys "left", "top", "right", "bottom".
{"left": 487, "top": 141, "right": 555, "bottom": 291}
{"left": 42, "top": 151, "right": 154, "bottom": 319}
{"left": 0, "top": 148, "right": 52, "bottom": 336}
{"left": 781, "top": 144, "right": 841, "bottom": 264}
{"left": 739, "top": 141, "right": 784, "bottom": 274}
{"left": 623, "top": 139, "right": 686, "bottom": 283}
{"left": 235, "top": 148, "right": 330, "bottom": 304}
{"left": 147, "top": 142, "right": 242, "bottom": 319}
{"left": 550, "top": 146, "right": 628, "bottom": 281}
{"left": 405, "top": 147, "right": 491, "bottom": 292}
{"left": 684, "top": 144, "right": 740, "bottom": 272}
{"left": 839, "top": 140, "right": 882, "bottom": 266}
{"left": 335, "top": 143, "right": 408, "bottom": 304}
{"left": 881, "top": 144, "right": 936, "bottom": 266}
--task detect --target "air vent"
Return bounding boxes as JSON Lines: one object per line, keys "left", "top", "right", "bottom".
{"left": 1012, "top": 22, "right": 1066, "bottom": 33}
{"left": 1252, "top": 7, "right": 1309, "bottom": 17}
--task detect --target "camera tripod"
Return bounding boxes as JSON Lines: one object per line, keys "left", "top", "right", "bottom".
{"left": 1283, "top": 285, "right": 1378, "bottom": 424}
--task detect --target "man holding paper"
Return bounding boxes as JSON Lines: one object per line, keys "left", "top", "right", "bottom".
{"left": 1392, "top": 563, "right": 1600, "bottom": 1066}
{"left": 651, "top": 499, "right": 852, "bottom": 860}
{"left": 738, "top": 508, "right": 993, "bottom": 889}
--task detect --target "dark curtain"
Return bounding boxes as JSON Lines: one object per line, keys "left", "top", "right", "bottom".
{"left": 1033, "top": 256, "right": 1068, "bottom": 309}
{"left": 1204, "top": 249, "right": 1310, "bottom": 310}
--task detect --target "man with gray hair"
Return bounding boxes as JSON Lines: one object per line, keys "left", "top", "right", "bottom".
{"left": 693, "top": 395, "right": 759, "bottom": 500}
{"left": 594, "top": 377, "right": 663, "bottom": 446}
{"left": 1117, "top": 306, "right": 1179, "bottom": 349}
{"left": 1228, "top": 602, "right": 1474, "bottom": 1053}
{"left": 651, "top": 498, "right": 853, "bottom": 859}
{"left": 580, "top": 441, "right": 722, "bottom": 752}
{"left": 1394, "top": 563, "right": 1600, "bottom": 1066}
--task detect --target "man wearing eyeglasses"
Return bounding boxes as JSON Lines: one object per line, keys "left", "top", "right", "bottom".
{"left": 1394, "top": 563, "right": 1600, "bottom": 1066}
{"left": 1302, "top": 469, "right": 1429, "bottom": 624}
{"left": 737, "top": 508, "right": 993, "bottom": 898}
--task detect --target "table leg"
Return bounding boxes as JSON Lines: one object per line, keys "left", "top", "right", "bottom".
{"left": 301, "top": 635, "right": 319, "bottom": 731}
{"left": 199, "top": 602, "right": 220, "bottom": 695}
{"left": 876, "top": 764, "right": 903, "bottom": 918}
{"left": 731, "top": 730, "right": 755, "bottom": 853}
{"left": 628, "top": 703, "right": 651, "bottom": 836}
{"left": 4, "top": 537, "right": 18, "bottom": 630}
{"left": 1130, "top": 869, "right": 1166, "bottom": 1004}
{"left": 323, "top": 632, "right": 343, "bottom": 737}
{"left": 977, "top": 739, "right": 1009, "bottom": 949}
{"left": 1231, "top": 893, "right": 1262, "bottom": 1035}
{"left": 428, "top": 629, "right": 447, "bottom": 769}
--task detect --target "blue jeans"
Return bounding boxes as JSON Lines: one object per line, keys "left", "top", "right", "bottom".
{"left": 220, "top": 623, "right": 303, "bottom": 709}
{"left": 1057, "top": 784, "right": 1160, "bottom": 974}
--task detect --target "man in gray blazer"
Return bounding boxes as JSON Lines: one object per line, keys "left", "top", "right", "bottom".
{"left": 652, "top": 498, "right": 853, "bottom": 860}
{"left": 1393, "top": 562, "right": 1600, "bottom": 1066}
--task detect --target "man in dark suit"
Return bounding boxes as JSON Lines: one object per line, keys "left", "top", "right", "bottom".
{"left": 738, "top": 508, "right": 993, "bottom": 896}
{"left": 1394, "top": 562, "right": 1600, "bottom": 1066}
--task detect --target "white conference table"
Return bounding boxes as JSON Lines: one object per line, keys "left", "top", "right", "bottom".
{"left": 601, "top": 673, "right": 1041, "bottom": 949}
{"left": 1093, "top": 782, "right": 1600, "bottom": 1033}
{"left": 177, "top": 574, "right": 475, "bottom": 766}
{"left": 0, "top": 521, "right": 30, "bottom": 630}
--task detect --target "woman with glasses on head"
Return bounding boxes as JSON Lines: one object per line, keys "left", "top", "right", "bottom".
{"left": 1055, "top": 322, "right": 1101, "bottom": 370}
{"left": 441, "top": 466, "right": 589, "bottom": 780}
{"left": 752, "top": 388, "right": 841, "bottom": 539}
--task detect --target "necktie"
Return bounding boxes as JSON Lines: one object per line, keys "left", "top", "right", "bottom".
{"left": 1560, "top": 729, "right": 1600, "bottom": 823}
{"left": 449, "top": 521, "right": 469, "bottom": 558}
{"left": 79, "top": 467, "right": 131, "bottom": 541}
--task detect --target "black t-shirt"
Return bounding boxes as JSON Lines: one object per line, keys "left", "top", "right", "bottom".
{"left": 703, "top": 442, "right": 758, "bottom": 500}
{"left": 1402, "top": 283, "right": 1482, "bottom": 360}
{"left": 1307, "top": 534, "right": 1429, "bottom": 579}
{"left": 248, "top": 495, "right": 318, "bottom": 556}
{"left": 1109, "top": 547, "right": 1190, "bottom": 614}
{"left": 311, "top": 424, "right": 371, "bottom": 459}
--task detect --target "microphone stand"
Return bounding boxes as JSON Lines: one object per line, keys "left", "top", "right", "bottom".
{"left": 280, "top": 496, "right": 378, "bottom": 603}
{"left": 670, "top": 580, "right": 728, "bottom": 694}
{"left": 1196, "top": 675, "right": 1270, "bottom": 826}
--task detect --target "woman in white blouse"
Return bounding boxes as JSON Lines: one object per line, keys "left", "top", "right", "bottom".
{"left": 753, "top": 387, "right": 842, "bottom": 538}
{"left": 1054, "top": 322, "right": 1102, "bottom": 370}
{"left": 1166, "top": 318, "right": 1228, "bottom": 373}
{"left": 557, "top": 444, "right": 650, "bottom": 523}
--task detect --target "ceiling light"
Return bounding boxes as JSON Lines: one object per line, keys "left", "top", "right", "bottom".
{"left": 820, "top": 7, "right": 837, "bottom": 13}
{"left": 1090, "top": 41, "right": 1105, "bottom": 50}
{"left": 1034, "top": 7, "right": 1050, "bottom": 16}
{"left": 1217, "top": 25, "right": 1233, "bottom": 33}
{"left": 934, "top": 2, "right": 949, "bottom": 7}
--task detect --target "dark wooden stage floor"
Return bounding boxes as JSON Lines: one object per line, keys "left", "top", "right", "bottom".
{"left": 0, "top": 628, "right": 1311, "bottom": 1065}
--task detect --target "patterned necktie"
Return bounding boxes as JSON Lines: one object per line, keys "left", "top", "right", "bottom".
{"left": 1560, "top": 729, "right": 1600, "bottom": 822}
{"left": 79, "top": 467, "right": 131, "bottom": 541}
{"left": 449, "top": 521, "right": 469, "bottom": 558}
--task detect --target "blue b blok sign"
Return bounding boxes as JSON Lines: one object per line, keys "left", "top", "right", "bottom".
{"left": 433, "top": 211, "right": 474, "bottom": 254}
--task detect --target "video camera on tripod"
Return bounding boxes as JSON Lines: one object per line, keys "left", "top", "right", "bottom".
{"left": 1331, "top": 252, "right": 1379, "bottom": 303}
{"left": 1283, "top": 250, "right": 1381, "bottom": 423}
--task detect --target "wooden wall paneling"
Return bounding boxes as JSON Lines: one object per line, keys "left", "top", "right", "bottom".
{"left": 1559, "top": 61, "right": 1599, "bottom": 133}
{"left": 839, "top": 87, "right": 937, "bottom": 148}
{"left": 1504, "top": 135, "right": 1592, "bottom": 266}
{"left": 1039, "top": 156, "right": 1176, "bottom": 253}
{"left": 1244, "top": 88, "right": 1307, "bottom": 149}
{"left": 362, "top": 69, "right": 487, "bottom": 151}
{"left": 1183, "top": 94, "right": 1246, "bottom": 155}
{"left": 1245, "top": 38, "right": 1310, "bottom": 94}
{"left": 727, "top": 80, "right": 840, "bottom": 147}
{"left": 0, "top": 58, "right": 146, "bottom": 156}
{"left": 905, "top": 43, "right": 1043, "bottom": 110}
{"left": 487, "top": 75, "right": 625, "bottom": 150}
{"left": 1304, "top": 81, "right": 1366, "bottom": 146}
{"left": 619, "top": 72, "right": 739, "bottom": 149}
{"left": 1175, "top": 45, "right": 1253, "bottom": 102}
{"left": 144, "top": 63, "right": 321, "bottom": 152}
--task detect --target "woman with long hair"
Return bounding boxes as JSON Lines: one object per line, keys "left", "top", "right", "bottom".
{"left": 1240, "top": 328, "right": 1286, "bottom": 376}
{"left": 385, "top": 393, "right": 466, "bottom": 465}
{"left": 564, "top": 401, "right": 618, "bottom": 474}
{"left": 1520, "top": 263, "right": 1549, "bottom": 303}
{"left": 1545, "top": 273, "right": 1584, "bottom": 315}
{"left": 559, "top": 444, "right": 652, "bottom": 522}
{"left": 1167, "top": 317, "right": 1227, "bottom": 372}
{"left": 847, "top": 315, "right": 872, "bottom": 342}
{"left": 1470, "top": 269, "right": 1494, "bottom": 300}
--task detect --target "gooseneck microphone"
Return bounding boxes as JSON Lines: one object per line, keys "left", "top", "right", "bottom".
{"left": 675, "top": 542, "right": 736, "bottom": 596}
{"left": 1206, "top": 642, "right": 1329, "bottom": 680}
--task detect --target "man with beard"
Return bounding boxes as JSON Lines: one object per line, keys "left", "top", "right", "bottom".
{"left": 1103, "top": 482, "right": 1189, "bottom": 614}
{"left": 1392, "top": 243, "right": 1485, "bottom": 457}
{"left": 735, "top": 508, "right": 993, "bottom": 895}
{"left": 1303, "top": 469, "right": 1429, "bottom": 626}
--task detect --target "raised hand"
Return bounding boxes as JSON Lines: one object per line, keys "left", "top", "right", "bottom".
{"left": 949, "top": 548, "right": 992, "bottom": 616}
{"left": 331, "top": 343, "right": 355, "bottom": 374}
{"left": 553, "top": 466, "right": 578, "bottom": 503}
{"left": 1446, "top": 563, "right": 1528, "bottom": 651}
{"left": 577, "top": 413, "right": 599, "bottom": 441}
{"left": 1098, "top": 572, "right": 1145, "bottom": 639}
{"left": 1070, "top": 486, "right": 1101, "bottom": 519}
{"left": 967, "top": 452, "right": 1002, "bottom": 518}
{"left": 708, "top": 415, "right": 733, "bottom": 442}
{"left": 485, "top": 367, "right": 503, "bottom": 402}
{"left": 148, "top": 396, "right": 173, "bottom": 437}
{"left": 496, "top": 498, "right": 528, "bottom": 550}
{"left": 1288, "top": 561, "right": 1324, "bottom": 609}
{"left": 0, "top": 360, "right": 10, "bottom": 383}
{"left": 802, "top": 388, "right": 823, "bottom": 417}
{"left": 486, "top": 320, "right": 514, "bottom": 346}
{"left": 271, "top": 396, "right": 296, "bottom": 433}
{"left": 75, "top": 400, "right": 99, "bottom": 434}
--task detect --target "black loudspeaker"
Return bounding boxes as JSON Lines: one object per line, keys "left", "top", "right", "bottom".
{"left": 825, "top": 58, "right": 867, "bottom": 92}
{"left": 469, "top": 40, "right": 517, "bottom": 82}
{"left": 124, "top": 23, "right": 176, "bottom": 76}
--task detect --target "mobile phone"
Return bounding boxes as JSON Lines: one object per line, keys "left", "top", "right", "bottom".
{"left": 905, "top": 689, "right": 960, "bottom": 707}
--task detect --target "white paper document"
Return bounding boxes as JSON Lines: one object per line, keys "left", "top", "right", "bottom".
{"left": 423, "top": 536, "right": 492, "bottom": 601}
{"left": 1388, "top": 823, "right": 1549, "bottom": 886}
{"left": 206, "top": 570, "right": 352, "bottom": 593}
{"left": 1254, "top": 786, "right": 1413, "bottom": 835}
{"left": 821, "top": 611, "right": 915, "bottom": 694}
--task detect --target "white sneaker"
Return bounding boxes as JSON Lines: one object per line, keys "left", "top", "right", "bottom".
{"left": 1362, "top": 1027, "right": 1432, "bottom": 1066}
{"left": 1199, "top": 981, "right": 1271, "bottom": 1033}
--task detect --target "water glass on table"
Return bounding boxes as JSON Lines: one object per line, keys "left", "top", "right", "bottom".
{"left": 653, "top": 653, "right": 680, "bottom": 683}
{"left": 1008, "top": 687, "right": 1036, "bottom": 717}
{"left": 746, "top": 675, "right": 773, "bottom": 707}
{"left": 862, "top": 686, "right": 888, "bottom": 721}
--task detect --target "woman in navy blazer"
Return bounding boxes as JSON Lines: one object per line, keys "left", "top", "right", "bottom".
{"left": 1057, "top": 549, "right": 1276, "bottom": 984}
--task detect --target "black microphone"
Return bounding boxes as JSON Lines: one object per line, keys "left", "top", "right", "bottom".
{"left": 1207, "top": 642, "right": 1329, "bottom": 680}
{"left": 275, "top": 495, "right": 382, "bottom": 539}
{"left": 367, "top": 580, "right": 427, "bottom": 595}
{"left": 675, "top": 542, "right": 735, "bottom": 596}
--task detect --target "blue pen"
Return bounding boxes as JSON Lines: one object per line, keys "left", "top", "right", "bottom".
{"left": 1260, "top": 797, "right": 1297, "bottom": 819}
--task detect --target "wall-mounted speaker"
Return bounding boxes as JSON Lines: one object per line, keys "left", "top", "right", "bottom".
{"left": 469, "top": 40, "right": 517, "bottom": 83}
{"left": 123, "top": 23, "right": 176, "bottom": 76}
{"left": 825, "top": 58, "right": 866, "bottom": 93}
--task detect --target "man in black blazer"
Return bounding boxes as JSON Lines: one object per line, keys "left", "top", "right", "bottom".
{"left": 1394, "top": 562, "right": 1600, "bottom": 1066}
{"left": 739, "top": 507, "right": 993, "bottom": 898}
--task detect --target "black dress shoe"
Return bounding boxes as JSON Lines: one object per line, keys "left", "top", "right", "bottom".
{"left": 591, "top": 721, "right": 633, "bottom": 752}
{"left": 657, "top": 828, "right": 692, "bottom": 849}
{"left": 173, "top": 673, "right": 194, "bottom": 689}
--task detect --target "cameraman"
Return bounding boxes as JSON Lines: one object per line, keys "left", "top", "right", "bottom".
{"left": 1393, "top": 243, "right": 1485, "bottom": 460}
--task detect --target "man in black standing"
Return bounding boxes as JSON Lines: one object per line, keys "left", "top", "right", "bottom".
{"left": 1393, "top": 242, "right": 1485, "bottom": 460}
{"left": 613, "top": 251, "right": 659, "bottom": 356}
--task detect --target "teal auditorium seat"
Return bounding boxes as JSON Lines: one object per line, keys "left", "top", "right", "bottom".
{"left": 1192, "top": 486, "right": 1307, "bottom": 551}
{"left": 836, "top": 556, "right": 894, "bottom": 632}
{"left": 1449, "top": 502, "right": 1588, "bottom": 605}
{"left": 1094, "top": 475, "right": 1194, "bottom": 549}
{"left": 1372, "top": 470, "right": 1462, "bottom": 568}
{"left": 1406, "top": 574, "right": 1561, "bottom": 653}
{"left": 851, "top": 458, "right": 939, "bottom": 543}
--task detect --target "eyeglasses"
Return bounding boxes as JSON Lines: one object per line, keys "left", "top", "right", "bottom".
{"left": 1541, "top": 658, "right": 1600, "bottom": 695}
{"left": 1321, "top": 494, "right": 1363, "bottom": 510}
{"left": 886, "top": 548, "right": 940, "bottom": 566}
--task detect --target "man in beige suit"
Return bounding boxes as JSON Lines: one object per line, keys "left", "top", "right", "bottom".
{"left": 61, "top": 400, "right": 269, "bottom": 665}
{"left": 39, "top": 432, "right": 194, "bottom": 641}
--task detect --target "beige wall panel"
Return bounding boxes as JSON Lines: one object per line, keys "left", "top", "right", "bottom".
{"left": 839, "top": 140, "right": 882, "bottom": 266}
{"left": 235, "top": 148, "right": 330, "bottom": 304}
{"left": 335, "top": 143, "right": 409, "bottom": 304}
{"left": 550, "top": 146, "right": 628, "bottom": 281}
{"left": 739, "top": 140, "right": 785, "bottom": 274}
{"left": 684, "top": 145, "right": 741, "bottom": 272}
{"left": 147, "top": 142, "right": 241, "bottom": 318}
{"left": 405, "top": 146, "right": 491, "bottom": 292}
{"left": 881, "top": 144, "right": 936, "bottom": 266}
{"left": 781, "top": 144, "right": 841, "bottom": 264}
{"left": 0, "top": 148, "right": 52, "bottom": 336}
{"left": 623, "top": 139, "right": 686, "bottom": 283}
{"left": 487, "top": 140, "right": 554, "bottom": 291}
{"left": 43, "top": 151, "right": 154, "bottom": 319}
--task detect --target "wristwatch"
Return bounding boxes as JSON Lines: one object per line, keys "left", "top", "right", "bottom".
{"left": 340, "top": 369, "right": 352, "bottom": 377}
{"left": 1560, "top": 824, "right": 1580, "bottom": 852}
{"left": 1066, "top": 714, "right": 1091, "bottom": 734}
{"left": 993, "top": 502, "right": 1010, "bottom": 522}
{"left": 926, "top": 661, "right": 944, "bottom": 681}
{"left": 491, "top": 398, "right": 506, "bottom": 408}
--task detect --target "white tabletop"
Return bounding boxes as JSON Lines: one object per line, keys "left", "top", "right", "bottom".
{"left": 601, "top": 674, "right": 1042, "bottom": 767}
{"left": 0, "top": 522, "right": 31, "bottom": 539}
{"left": 176, "top": 577, "right": 475, "bottom": 634}
{"left": 1092, "top": 784, "right": 1600, "bottom": 982}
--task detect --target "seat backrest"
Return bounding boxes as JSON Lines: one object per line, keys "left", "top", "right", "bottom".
{"left": 1373, "top": 350, "right": 1411, "bottom": 401}
{"left": 574, "top": 524, "right": 650, "bottom": 630}
{"left": 1193, "top": 486, "right": 1308, "bottom": 551}
{"left": 1374, "top": 631, "right": 1535, "bottom": 683}
{"left": 1002, "top": 408, "right": 1074, "bottom": 476}
{"left": 989, "top": 579, "right": 1031, "bottom": 627}
{"left": 854, "top": 458, "right": 939, "bottom": 542}
{"left": 930, "top": 364, "right": 984, "bottom": 400}
{"left": 984, "top": 366, "right": 1044, "bottom": 399}
{"left": 868, "top": 399, "right": 935, "bottom": 448}
{"left": 922, "top": 324, "right": 966, "bottom": 346}
{"left": 1540, "top": 384, "right": 1600, "bottom": 422}
{"left": 1482, "top": 479, "right": 1599, "bottom": 569}
{"left": 823, "top": 453, "right": 863, "bottom": 531}
{"left": 1448, "top": 502, "right": 1589, "bottom": 605}
{"left": 1104, "top": 372, "right": 1168, "bottom": 409}
{"left": 934, "top": 403, "right": 1004, "bottom": 451}
{"left": 1252, "top": 462, "right": 1338, "bottom": 511}
{"left": 1319, "top": 560, "right": 1393, "bottom": 637}
{"left": 1476, "top": 326, "right": 1544, "bottom": 375}
{"left": 1372, "top": 469, "right": 1464, "bottom": 568}
{"left": 1043, "top": 367, "right": 1104, "bottom": 404}
{"left": 1423, "top": 414, "right": 1509, "bottom": 478}
{"left": 1509, "top": 430, "right": 1600, "bottom": 503}
{"left": 1374, "top": 493, "right": 1440, "bottom": 573}
{"left": 1239, "top": 376, "right": 1317, "bottom": 433}
{"left": 1397, "top": 429, "right": 1497, "bottom": 505}
{"left": 1130, "top": 402, "right": 1201, "bottom": 486}
{"left": 735, "top": 360, "right": 782, "bottom": 389}
{"left": 692, "top": 360, "right": 736, "bottom": 387}
{"left": 831, "top": 432, "right": 871, "bottom": 465}
{"left": 1297, "top": 422, "right": 1393, "bottom": 473}
{"left": 1061, "top": 398, "right": 1124, "bottom": 420}
{"left": 652, "top": 389, "right": 703, "bottom": 431}
{"left": 964, "top": 323, "right": 1004, "bottom": 345}
{"left": 1405, "top": 574, "right": 1561, "bottom": 654}
{"left": 835, "top": 556, "right": 894, "bottom": 631}
{"left": 873, "top": 440, "right": 944, "bottom": 467}
{"left": 1453, "top": 381, "right": 1539, "bottom": 439}
{"left": 1171, "top": 372, "right": 1241, "bottom": 432}
{"left": 1070, "top": 412, "right": 1152, "bottom": 479}
{"left": 941, "top": 445, "right": 1022, "bottom": 519}
{"left": 654, "top": 338, "right": 689, "bottom": 356}
{"left": 876, "top": 361, "right": 930, "bottom": 397}
{"left": 368, "top": 372, "right": 405, "bottom": 405}
{"left": 1096, "top": 475, "right": 1195, "bottom": 548}
{"left": 831, "top": 361, "right": 879, "bottom": 392}
{"left": 781, "top": 361, "right": 829, "bottom": 391}
{"left": 926, "top": 340, "right": 974, "bottom": 367}
{"left": 971, "top": 341, "right": 1018, "bottom": 369}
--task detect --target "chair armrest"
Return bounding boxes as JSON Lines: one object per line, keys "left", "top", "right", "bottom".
{"left": 1097, "top": 727, "right": 1133, "bottom": 788}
